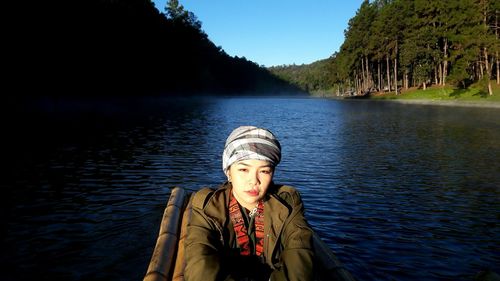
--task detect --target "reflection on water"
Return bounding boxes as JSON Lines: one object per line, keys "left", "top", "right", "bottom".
{"left": 2, "top": 97, "right": 499, "bottom": 280}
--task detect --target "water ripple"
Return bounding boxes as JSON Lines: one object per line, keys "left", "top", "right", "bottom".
{"left": 2, "top": 97, "right": 500, "bottom": 281}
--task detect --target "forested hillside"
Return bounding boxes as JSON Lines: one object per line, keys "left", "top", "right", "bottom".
{"left": 269, "top": 59, "right": 334, "bottom": 93}
{"left": 6, "top": 0, "right": 302, "bottom": 97}
{"left": 270, "top": 0, "right": 500, "bottom": 96}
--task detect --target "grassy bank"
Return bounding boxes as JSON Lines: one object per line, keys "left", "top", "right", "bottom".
{"left": 370, "top": 82, "right": 500, "bottom": 102}
{"left": 310, "top": 82, "right": 500, "bottom": 108}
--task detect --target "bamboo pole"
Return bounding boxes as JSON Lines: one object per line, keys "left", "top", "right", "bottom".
{"left": 144, "top": 187, "right": 187, "bottom": 281}
{"left": 172, "top": 194, "right": 193, "bottom": 281}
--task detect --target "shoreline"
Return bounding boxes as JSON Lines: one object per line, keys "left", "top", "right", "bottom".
{"left": 337, "top": 97, "right": 500, "bottom": 109}
{"left": 318, "top": 83, "right": 500, "bottom": 109}
{"left": 369, "top": 98, "right": 500, "bottom": 109}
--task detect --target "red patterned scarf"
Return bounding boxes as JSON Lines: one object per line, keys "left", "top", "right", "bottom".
{"left": 229, "top": 192, "right": 265, "bottom": 256}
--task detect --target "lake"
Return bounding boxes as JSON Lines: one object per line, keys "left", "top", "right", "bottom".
{"left": 2, "top": 96, "right": 499, "bottom": 281}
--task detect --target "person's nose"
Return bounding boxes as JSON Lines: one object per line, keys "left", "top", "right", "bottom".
{"left": 248, "top": 170, "right": 260, "bottom": 186}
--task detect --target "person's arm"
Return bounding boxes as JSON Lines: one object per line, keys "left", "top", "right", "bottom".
{"left": 184, "top": 202, "right": 229, "bottom": 281}
{"left": 270, "top": 189, "right": 315, "bottom": 281}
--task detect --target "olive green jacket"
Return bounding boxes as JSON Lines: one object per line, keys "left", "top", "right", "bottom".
{"left": 185, "top": 183, "right": 314, "bottom": 281}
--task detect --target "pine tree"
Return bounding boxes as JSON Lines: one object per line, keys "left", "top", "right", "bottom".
{"left": 166, "top": 0, "right": 201, "bottom": 30}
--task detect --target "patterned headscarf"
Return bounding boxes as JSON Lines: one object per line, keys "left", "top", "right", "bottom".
{"left": 222, "top": 126, "right": 281, "bottom": 173}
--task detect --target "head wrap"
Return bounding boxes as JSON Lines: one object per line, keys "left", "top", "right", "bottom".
{"left": 222, "top": 126, "right": 281, "bottom": 173}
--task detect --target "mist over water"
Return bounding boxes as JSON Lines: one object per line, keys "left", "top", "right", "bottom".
{"left": 2, "top": 97, "right": 499, "bottom": 281}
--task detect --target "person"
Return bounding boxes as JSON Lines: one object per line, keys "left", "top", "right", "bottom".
{"left": 185, "top": 126, "right": 315, "bottom": 281}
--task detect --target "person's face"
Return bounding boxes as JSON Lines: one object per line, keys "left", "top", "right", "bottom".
{"left": 227, "top": 159, "right": 274, "bottom": 210}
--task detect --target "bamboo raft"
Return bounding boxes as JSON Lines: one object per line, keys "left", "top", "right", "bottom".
{"left": 143, "top": 187, "right": 356, "bottom": 281}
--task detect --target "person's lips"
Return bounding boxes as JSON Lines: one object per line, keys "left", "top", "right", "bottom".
{"left": 245, "top": 188, "right": 260, "bottom": 196}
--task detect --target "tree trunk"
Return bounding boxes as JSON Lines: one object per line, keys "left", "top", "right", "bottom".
{"left": 361, "top": 58, "right": 366, "bottom": 91}
{"left": 479, "top": 60, "right": 484, "bottom": 79}
{"left": 484, "top": 48, "right": 493, "bottom": 96}
{"left": 366, "top": 56, "right": 371, "bottom": 90}
{"left": 386, "top": 55, "right": 391, "bottom": 91}
{"left": 434, "top": 65, "right": 439, "bottom": 85}
{"left": 378, "top": 60, "right": 381, "bottom": 91}
{"left": 354, "top": 72, "right": 359, "bottom": 95}
{"left": 394, "top": 57, "right": 398, "bottom": 95}
{"left": 405, "top": 71, "right": 409, "bottom": 90}
{"left": 423, "top": 81, "right": 427, "bottom": 90}
{"left": 497, "top": 52, "right": 499, "bottom": 85}
{"left": 443, "top": 38, "right": 448, "bottom": 86}
{"left": 438, "top": 63, "right": 443, "bottom": 85}
{"left": 355, "top": 74, "right": 358, "bottom": 95}
{"left": 497, "top": 10, "right": 499, "bottom": 84}
{"left": 395, "top": 41, "right": 399, "bottom": 95}
{"left": 394, "top": 41, "right": 398, "bottom": 95}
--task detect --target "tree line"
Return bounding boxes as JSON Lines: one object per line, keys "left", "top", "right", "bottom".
{"left": 271, "top": 0, "right": 500, "bottom": 96}
{"left": 6, "top": 0, "right": 302, "bottom": 98}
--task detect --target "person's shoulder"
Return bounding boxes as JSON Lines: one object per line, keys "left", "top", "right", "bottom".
{"left": 192, "top": 187, "right": 216, "bottom": 209}
{"left": 272, "top": 184, "right": 303, "bottom": 207}
{"left": 192, "top": 184, "right": 229, "bottom": 209}
{"left": 273, "top": 184, "right": 301, "bottom": 196}
{"left": 274, "top": 184, "right": 298, "bottom": 193}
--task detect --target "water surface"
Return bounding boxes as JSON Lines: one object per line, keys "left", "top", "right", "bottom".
{"left": 2, "top": 97, "right": 499, "bottom": 280}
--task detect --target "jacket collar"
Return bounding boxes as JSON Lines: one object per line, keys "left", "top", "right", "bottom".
{"left": 203, "top": 182, "right": 290, "bottom": 234}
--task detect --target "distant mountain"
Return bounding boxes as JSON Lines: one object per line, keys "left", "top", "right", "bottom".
{"left": 268, "top": 59, "right": 334, "bottom": 93}
{"left": 5, "top": 0, "right": 304, "bottom": 97}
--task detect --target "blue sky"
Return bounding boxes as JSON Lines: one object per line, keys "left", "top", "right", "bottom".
{"left": 152, "top": 0, "right": 364, "bottom": 67}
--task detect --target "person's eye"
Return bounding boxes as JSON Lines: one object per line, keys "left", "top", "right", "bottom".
{"left": 238, "top": 168, "right": 248, "bottom": 172}
{"left": 260, "top": 170, "right": 272, "bottom": 174}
